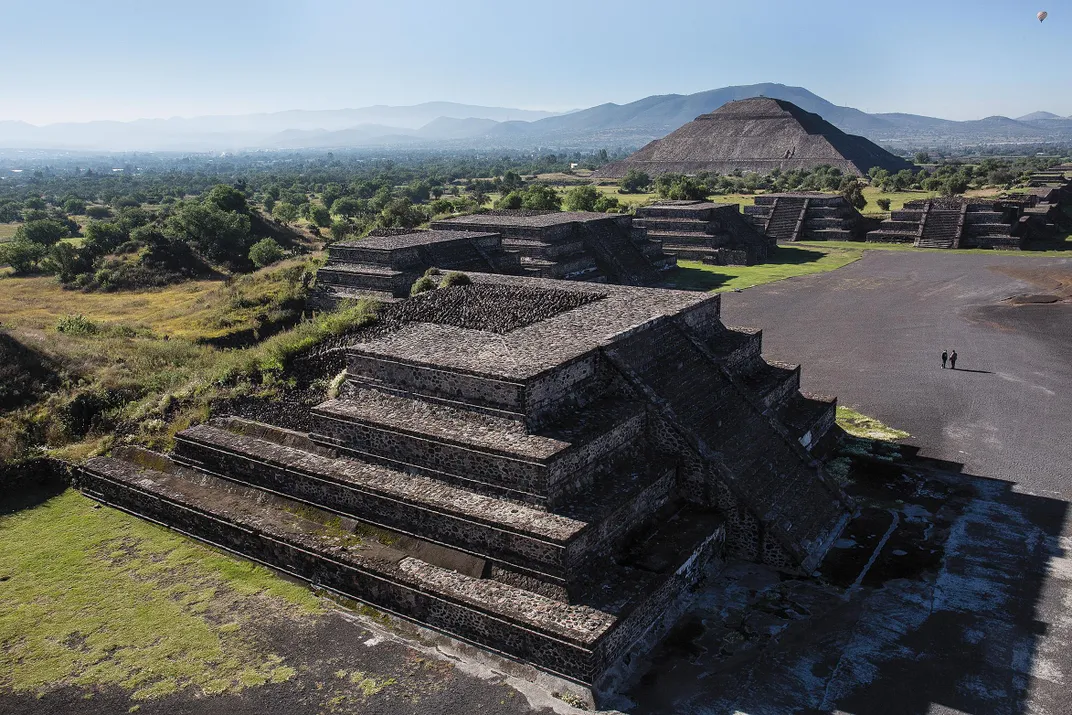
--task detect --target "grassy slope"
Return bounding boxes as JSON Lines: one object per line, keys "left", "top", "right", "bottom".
{"left": 835, "top": 406, "right": 910, "bottom": 441}
{"left": 0, "top": 489, "right": 320, "bottom": 701}
{"left": 0, "top": 223, "right": 16, "bottom": 241}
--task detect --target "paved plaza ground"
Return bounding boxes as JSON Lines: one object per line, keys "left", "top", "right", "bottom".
{"left": 624, "top": 250, "right": 1072, "bottom": 715}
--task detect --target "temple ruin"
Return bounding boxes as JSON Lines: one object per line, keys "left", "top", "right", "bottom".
{"left": 744, "top": 192, "right": 866, "bottom": 242}
{"left": 632, "top": 201, "right": 776, "bottom": 265}
{"left": 866, "top": 198, "right": 1029, "bottom": 249}
{"left": 314, "top": 212, "right": 677, "bottom": 307}
{"left": 77, "top": 275, "right": 852, "bottom": 706}
{"left": 595, "top": 98, "right": 913, "bottom": 179}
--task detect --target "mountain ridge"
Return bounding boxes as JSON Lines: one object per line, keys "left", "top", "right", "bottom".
{"left": 3, "top": 85, "right": 1071, "bottom": 151}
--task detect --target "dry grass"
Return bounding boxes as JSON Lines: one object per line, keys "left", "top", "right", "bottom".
{"left": 0, "top": 257, "right": 316, "bottom": 339}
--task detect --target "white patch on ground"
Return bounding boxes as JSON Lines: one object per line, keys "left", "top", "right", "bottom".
{"left": 362, "top": 636, "right": 382, "bottom": 647}
{"left": 995, "top": 372, "right": 1057, "bottom": 397}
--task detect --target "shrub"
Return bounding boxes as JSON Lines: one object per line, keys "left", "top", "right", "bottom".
{"left": 562, "top": 185, "right": 600, "bottom": 212}
{"left": 494, "top": 191, "right": 522, "bottom": 210}
{"left": 56, "top": 314, "right": 99, "bottom": 335}
{"left": 876, "top": 198, "right": 892, "bottom": 211}
{"left": 248, "top": 238, "right": 285, "bottom": 268}
{"left": 423, "top": 267, "right": 442, "bottom": 277}
{"left": 593, "top": 195, "right": 621, "bottom": 213}
{"left": 410, "top": 276, "right": 436, "bottom": 296}
{"left": 0, "top": 239, "right": 49, "bottom": 274}
{"left": 618, "top": 169, "right": 651, "bottom": 194}
{"left": 441, "top": 271, "right": 471, "bottom": 288}
{"left": 85, "top": 205, "right": 112, "bottom": 219}
{"left": 15, "top": 219, "right": 68, "bottom": 246}
{"left": 520, "top": 184, "right": 561, "bottom": 211}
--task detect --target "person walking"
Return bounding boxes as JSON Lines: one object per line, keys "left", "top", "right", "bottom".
{"left": 942, "top": 350, "right": 948, "bottom": 369}
{"left": 949, "top": 350, "right": 958, "bottom": 370}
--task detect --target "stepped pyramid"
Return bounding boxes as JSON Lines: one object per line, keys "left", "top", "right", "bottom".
{"left": 77, "top": 275, "right": 852, "bottom": 706}
{"left": 866, "top": 198, "right": 1025, "bottom": 249}
{"left": 595, "top": 98, "right": 913, "bottom": 178}
{"left": 744, "top": 192, "right": 865, "bottom": 242}
{"left": 314, "top": 212, "right": 675, "bottom": 308}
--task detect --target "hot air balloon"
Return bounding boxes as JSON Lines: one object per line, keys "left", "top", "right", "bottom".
{"left": 1038, "top": 10, "right": 1048, "bottom": 22}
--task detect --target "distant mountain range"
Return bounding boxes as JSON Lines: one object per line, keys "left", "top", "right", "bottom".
{"left": 4, "top": 85, "right": 1072, "bottom": 152}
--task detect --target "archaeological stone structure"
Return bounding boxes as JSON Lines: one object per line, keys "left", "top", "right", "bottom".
{"left": 744, "top": 192, "right": 866, "bottom": 242}
{"left": 594, "top": 97, "right": 913, "bottom": 179}
{"left": 77, "top": 274, "right": 852, "bottom": 706}
{"left": 632, "top": 201, "right": 776, "bottom": 265}
{"left": 866, "top": 198, "right": 1029, "bottom": 249}
{"left": 314, "top": 211, "right": 675, "bottom": 307}
{"left": 432, "top": 210, "right": 674, "bottom": 282}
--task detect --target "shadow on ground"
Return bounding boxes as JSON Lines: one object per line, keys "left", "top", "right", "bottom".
{"left": 665, "top": 246, "right": 830, "bottom": 292}
{"left": 620, "top": 436, "right": 1069, "bottom": 715}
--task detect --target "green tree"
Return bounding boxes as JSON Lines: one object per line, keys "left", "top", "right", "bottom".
{"left": 83, "top": 222, "right": 129, "bottom": 254}
{"left": 329, "top": 220, "right": 352, "bottom": 242}
{"left": 63, "top": 198, "right": 86, "bottom": 215}
{"left": 876, "top": 198, "right": 892, "bottom": 211}
{"left": 330, "top": 197, "right": 364, "bottom": 218}
{"left": 320, "top": 183, "right": 344, "bottom": 213}
{"left": 562, "top": 185, "right": 600, "bottom": 212}
{"left": 23, "top": 197, "right": 46, "bottom": 211}
{"left": 85, "top": 205, "right": 112, "bottom": 219}
{"left": 14, "top": 219, "right": 68, "bottom": 247}
{"left": 839, "top": 178, "right": 867, "bottom": 211}
{"left": 308, "top": 203, "right": 331, "bottom": 228}
{"left": 520, "top": 184, "right": 561, "bottom": 211}
{"left": 0, "top": 239, "right": 48, "bottom": 274}
{"left": 494, "top": 191, "right": 522, "bottom": 210}
{"left": 618, "top": 169, "right": 651, "bottom": 194}
{"left": 913, "top": 152, "right": 931, "bottom": 165}
{"left": 165, "top": 202, "right": 251, "bottom": 263}
{"left": 378, "top": 198, "right": 424, "bottom": 229}
{"left": 500, "top": 171, "right": 524, "bottom": 192}
{"left": 593, "top": 195, "right": 621, "bottom": 212}
{"left": 204, "top": 184, "right": 248, "bottom": 214}
{"left": 248, "top": 237, "right": 284, "bottom": 268}
{"left": 271, "top": 201, "right": 299, "bottom": 225}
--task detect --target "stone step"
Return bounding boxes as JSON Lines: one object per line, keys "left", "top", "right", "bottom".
{"left": 866, "top": 230, "right": 917, "bottom": 244}
{"left": 803, "top": 228, "right": 854, "bottom": 241}
{"left": 345, "top": 351, "right": 530, "bottom": 416}
{"left": 644, "top": 230, "right": 716, "bottom": 243}
{"left": 777, "top": 392, "right": 837, "bottom": 451}
{"left": 309, "top": 388, "right": 648, "bottom": 507}
{"left": 312, "top": 285, "right": 402, "bottom": 306}
{"left": 172, "top": 421, "right": 581, "bottom": 581}
{"left": 632, "top": 217, "right": 712, "bottom": 232}
{"left": 77, "top": 451, "right": 726, "bottom": 689}
{"left": 659, "top": 244, "right": 721, "bottom": 262}
{"left": 634, "top": 206, "right": 712, "bottom": 220}
{"left": 316, "top": 266, "right": 412, "bottom": 293}
{"left": 878, "top": 220, "right": 920, "bottom": 232}
{"left": 737, "top": 360, "right": 802, "bottom": 412}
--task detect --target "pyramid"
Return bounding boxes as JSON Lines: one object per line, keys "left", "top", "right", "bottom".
{"left": 596, "top": 97, "right": 913, "bottom": 178}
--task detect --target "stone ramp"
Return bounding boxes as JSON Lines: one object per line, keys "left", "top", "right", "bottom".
{"left": 603, "top": 319, "right": 851, "bottom": 572}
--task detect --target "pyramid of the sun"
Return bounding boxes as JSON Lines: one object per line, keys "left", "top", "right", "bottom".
{"left": 596, "top": 98, "right": 913, "bottom": 178}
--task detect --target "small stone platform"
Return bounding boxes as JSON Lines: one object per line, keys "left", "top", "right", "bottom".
{"left": 744, "top": 193, "right": 864, "bottom": 242}
{"left": 77, "top": 274, "right": 852, "bottom": 706}
{"left": 432, "top": 210, "right": 674, "bottom": 284}
{"left": 633, "top": 201, "right": 775, "bottom": 265}
{"left": 866, "top": 198, "right": 1028, "bottom": 249}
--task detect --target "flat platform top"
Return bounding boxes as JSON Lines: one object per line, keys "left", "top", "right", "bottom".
{"left": 435, "top": 211, "right": 618, "bottom": 228}
{"left": 333, "top": 230, "right": 498, "bottom": 250}
{"left": 646, "top": 201, "right": 738, "bottom": 212}
{"left": 352, "top": 273, "right": 716, "bottom": 380}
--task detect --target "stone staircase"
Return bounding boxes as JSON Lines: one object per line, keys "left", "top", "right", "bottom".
{"left": 916, "top": 204, "right": 961, "bottom": 248}
{"left": 866, "top": 198, "right": 1026, "bottom": 250}
{"left": 633, "top": 202, "right": 774, "bottom": 266}
{"left": 75, "top": 276, "right": 851, "bottom": 705}
{"left": 745, "top": 193, "right": 863, "bottom": 242}
{"left": 432, "top": 212, "right": 674, "bottom": 286}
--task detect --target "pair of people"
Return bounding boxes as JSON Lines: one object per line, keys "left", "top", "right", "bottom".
{"left": 941, "top": 350, "right": 958, "bottom": 369}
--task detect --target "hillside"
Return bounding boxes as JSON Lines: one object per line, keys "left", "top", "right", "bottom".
{"left": 4, "top": 84, "right": 1072, "bottom": 151}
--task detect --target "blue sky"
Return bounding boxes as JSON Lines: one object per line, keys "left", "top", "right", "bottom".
{"left": 2, "top": 0, "right": 1069, "bottom": 124}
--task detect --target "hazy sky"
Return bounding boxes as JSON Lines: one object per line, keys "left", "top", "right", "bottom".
{"left": 2, "top": 0, "right": 1069, "bottom": 124}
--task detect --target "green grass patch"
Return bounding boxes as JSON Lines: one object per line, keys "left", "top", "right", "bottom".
{"left": 0, "top": 489, "right": 321, "bottom": 700}
{"left": 836, "top": 407, "right": 910, "bottom": 441}
{"left": 0, "top": 223, "right": 17, "bottom": 241}
{"left": 859, "top": 187, "right": 937, "bottom": 215}
{"left": 660, "top": 244, "right": 863, "bottom": 293}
